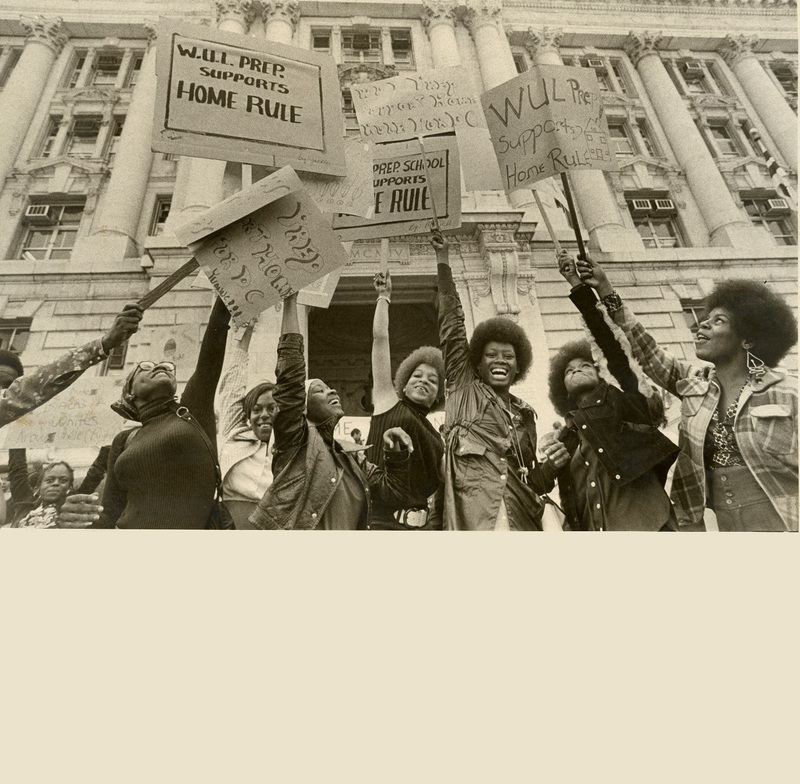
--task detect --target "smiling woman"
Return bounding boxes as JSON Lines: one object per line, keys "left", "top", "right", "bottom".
{"left": 576, "top": 256, "right": 798, "bottom": 532}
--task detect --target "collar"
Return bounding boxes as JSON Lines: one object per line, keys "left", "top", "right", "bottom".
{"left": 138, "top": 396, "right": 178, "bottom": 424}
{"left": 401, "top": 393, "right": 432, "bottom": 418}
{"left": 572, "top": 380, "right": 608, "bottom": 411}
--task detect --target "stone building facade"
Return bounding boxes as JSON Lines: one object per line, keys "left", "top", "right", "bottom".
{"left": 0, "top": 0, "right": 796, "bottom": 466}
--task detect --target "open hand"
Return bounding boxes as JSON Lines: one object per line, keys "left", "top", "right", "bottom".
{"left": 383, "top": 427, "right": 414, "bottom": 454}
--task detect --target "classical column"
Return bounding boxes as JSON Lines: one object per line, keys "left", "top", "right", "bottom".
{"left": 625, "top": 31, "right": 764, "bottom": 248}
{"left": 0, "top": 16, "right": 68, "bottom": 191}
{"left": 462, "top": 1, "right": 509, "bottom": 92}
{"left": 91, "top": 27, "right": 158, "bottom": 256}
{"left": 168, "top": 1, "right": 255, "bottom": 227}
{"left": 527, "top": 27, "right": 643, "bottom": 251}
{"left": 262, "top": 1, "right": 300, "bottom": 46}
{"left": 719, "top": 34, "right": 797, "bottom": 172}
{"left": 422, "top": 2, "right": 460, "bottom": 68}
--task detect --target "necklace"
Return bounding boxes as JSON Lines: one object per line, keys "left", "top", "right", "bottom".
{"left": 495, "top": 394, "right": 531, "bottom": 482}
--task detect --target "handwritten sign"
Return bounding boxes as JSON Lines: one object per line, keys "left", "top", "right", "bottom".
{"left": 298, "top": 138, "right": 374, "bottom": 219}
{"left": 153, "top": 20, "right": 345, "bottom": 176}
{"left": 0, "top": 376, "right": 134, "bottom": 450}
{"left": 174, "top": 167, "right": 349, "bottom": 327}
{"left": 331, "top": 136, "right": 461, "bottom": 241}
{"left": 350, "top": 66, "right": 486, "bottom": 143}
{"left": 481, "top": 64, "right": 616, "bottom": 191}
{"left": 296, "top": 267, "right": 344, "bottom": 309}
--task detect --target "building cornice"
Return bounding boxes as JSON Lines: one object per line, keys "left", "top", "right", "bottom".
{"left": 504, "top": 0, "right": 795, "bottom": 12}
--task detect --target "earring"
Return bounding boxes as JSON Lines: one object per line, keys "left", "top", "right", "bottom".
{"left": 747, "top": 349, "right": 766, "bottom": 379}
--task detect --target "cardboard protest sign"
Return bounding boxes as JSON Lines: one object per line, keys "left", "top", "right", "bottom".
{"left": 350, "top": 66, "right": 486, "bottom": 143}
{"left": 153, "top": 20, "right": 345, "bottom": 176}
{"left": 0, "top": 376, "right": 134, "bottom": 450}
{"left": 174, "top": 167, "right": 349, "bottom": 327}
{"left": 481, "top": 64, "right": 616, "bottom": 191}
{"left": 296, "top": 267, "right": 344, "bottom": 309}
{"left": 298, "top": 137, "right": 374, "bottom": 218}
{"left": 331, "top": 136, "right": 461, "bottom": 241}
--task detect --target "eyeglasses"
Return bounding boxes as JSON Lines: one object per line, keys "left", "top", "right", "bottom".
{"left": 134, "top": 361, "right": 176, "bottom": 374}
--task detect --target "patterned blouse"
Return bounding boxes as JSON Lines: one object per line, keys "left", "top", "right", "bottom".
{"left": 705, "top": 386, "right": 747, "bottom": 469}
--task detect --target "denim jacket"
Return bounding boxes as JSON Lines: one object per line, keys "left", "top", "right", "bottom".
{"left": 248, "top": 333, "right": 410, "bottom": 530}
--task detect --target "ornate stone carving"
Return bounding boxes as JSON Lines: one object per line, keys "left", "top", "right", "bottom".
{"left": 338, "top": 63, "right": 397, "bottom": 90}
{"left": 215, "top": 0, "right": 256, "bottom": 26}
{"left": 421, "top": 1, "right": 458, "bottom": 31}
{"left": 477, "top": 224, "right": 521, "bottom": 316}
{"left": 624, "top": 31, "right": 664, "bottom": 67}
{"left": 261, "top": 1, "right": 300, "bottom": 31}
{"left": 719, "top": 34, "right": 759, "bottom": 68}
{"left": 143, "top": 20, "right": 158, "bottom": 46}
{"left": 524, "top": 27, "right": 563, "bottom": 62}
{"left": 461, "top": 1, "right": 503, "bottom": 34}
{"left": 20, "top": 15, "right": 68, "bottom": 56}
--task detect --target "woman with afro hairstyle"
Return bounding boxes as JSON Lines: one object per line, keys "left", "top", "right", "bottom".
{"left": 434, "top": 230, "right": 565, "bottom": 530}
{"left": 576, "top": 255, "right": 798, "bottom": 532}
{"left": 365, "top": 271, "right": 445, "bottom": 529}
{"left": 539, "top": 251, "right": 680, "bottom": 531}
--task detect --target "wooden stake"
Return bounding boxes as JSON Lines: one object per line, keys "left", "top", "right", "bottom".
{"left": 532, "top": 188, "right": 562, "bottom": 253}
{"left": 418, "top": 136, "right": 440, "bottom": 230}
{"left": 560, "top": 172, "right": 587, "bottom": 260}
{"left": 242, "top": 163, "right": 253, "bottom": 189}
{"left": 138, "top": 258, "right": 200, "bottom": 310}
{"left": 380, "top": 237, "right": 389, "bottom": 272}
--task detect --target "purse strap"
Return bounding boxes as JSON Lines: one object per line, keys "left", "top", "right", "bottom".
{"left": 175, "top": 405, "right": 224, "bottom": 498}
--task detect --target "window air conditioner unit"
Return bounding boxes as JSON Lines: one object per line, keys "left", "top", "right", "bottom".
{"left": 766, "top": 198, "right": 790, "bottom": 215}
{"left": 24, "top": 204, "right": 54, "bottom": 222}
{"left": 630, "top": 199, "right": 652, "bottom": 215}
{"left": 586, "top": 58, "right": 606, "bottom": 71}
{"left": 652, "top": 199, "right": 676, "bottom": 215}
{"left": 681, "top": 60, "right": 704, "bottom": 77}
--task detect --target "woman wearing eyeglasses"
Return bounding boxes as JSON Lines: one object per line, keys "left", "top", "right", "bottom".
{"left": 98, "top": 297, "right": 231, "bottom": 529}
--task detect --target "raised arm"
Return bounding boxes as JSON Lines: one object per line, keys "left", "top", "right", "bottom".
{"left": 434, "top": 231, "right": 473, "bottom": 390}
{"left": 270, "top": 294, "right": 308, "bottom": 472}
{"left": 0, "top": 303, "right": 142, "bottom": 428}
{"left": 371, "top": 272, "right": 397, "bottom": 415}
{"left": 218, "top": 321, "right": 255, "bottom": 441}
{"left": 181, "top": 296, "right": 231, "bottom": 444}
{"left": 558, "top": 251, "right": 640, "bottom": 396}
{"left": 576, "top": 256, "right": 696, "bottom": 397}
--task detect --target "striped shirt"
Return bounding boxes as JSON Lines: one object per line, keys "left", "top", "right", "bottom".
{"left": 610, "top": 302, "right": 798, "bottom": 531}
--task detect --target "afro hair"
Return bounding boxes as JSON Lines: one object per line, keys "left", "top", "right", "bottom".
{"left": 468, "top": 317, "right": 533, "bottom": 383}
{"left": 393, "top": 346, "right": 446, "bottom": 409}
{"left": 241, "top": 381, "right": 276, "bottom": 419}
{"left": 547, "top": 339, "right": 597, "bottom": 417}
{"left": 704, "top": 280, "right": 798, "bottom": 367}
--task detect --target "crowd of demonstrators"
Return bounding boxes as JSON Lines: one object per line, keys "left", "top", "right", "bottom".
{"left": 576, "top": 255, "right": 798, "bottom": 532}
{"left": 365, "top": 270, "right": 445, "bottom": 530}
{"left": 0, "top": 231, "right": 796, "bottom": 531}
{"left": 434, "top": 231, "right": 565, "bottom": 531}
{"left": 248, "top": 293, "right": 413, "bottom": 530}
{"left": 539, "top": 251, "right": 680, "bottom": 531}
{"left": 217, "top": 319, "right": 277, "bottom": 529}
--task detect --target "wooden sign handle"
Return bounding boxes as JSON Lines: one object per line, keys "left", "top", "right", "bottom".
{"left": 137, "top": 258, "right": 200, "bottom": 310}
{"left": 418, "top": 136, "right": 441, "bottom": 230}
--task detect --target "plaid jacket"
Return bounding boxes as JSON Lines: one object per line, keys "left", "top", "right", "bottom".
{"left": 611, "top": 303, "right": 798, "bottom": 531}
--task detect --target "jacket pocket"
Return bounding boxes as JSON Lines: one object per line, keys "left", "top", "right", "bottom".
{"left": 750, "top": 404, "right": 796, "bottom": 458}
{"left": 452, "top": 434, "right": 487, "bottom": 493}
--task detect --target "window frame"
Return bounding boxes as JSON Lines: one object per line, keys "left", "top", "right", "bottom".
{"left": 18, "top": 202, "right": 85, "bottom": 261}
{"left": 741, "top": 196, "right": 797, "bottom": 246}
{"left": 64, "top": 115, "right": 103, "bottom": 159}
{"left": 0, "top": 318, "right": 32, "bottom": 356}
{"left": 148, "top": 195, "right": 172, "bottom": 236}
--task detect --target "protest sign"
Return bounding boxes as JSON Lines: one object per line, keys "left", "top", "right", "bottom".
{"left": 331, "top": 136, "right": 461, "bottom": 241}
{"left": 481, "top": 64, "right": 616, "bottom": 191}
{"left": 0, "top": 376, "right": 134, "bottom": 450}
{"left": 350, "top": 66, "right": 486, "bottom": 143}
{"left": 298, "top": 137, "right": 374, "bottom": 218}
{"left": 153, "top": 20, "right": 345, "bottom": 176}
{"left": 174, "top": 167, "right": 349, "bottom": 327}
{"left": 296, "top": 267, "right": 344, "bottom": 309}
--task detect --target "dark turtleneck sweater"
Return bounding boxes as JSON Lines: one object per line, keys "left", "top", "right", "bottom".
{"left": 98, "top": 299, "right": 230, "bottom": 529}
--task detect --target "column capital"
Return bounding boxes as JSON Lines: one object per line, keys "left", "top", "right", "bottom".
{"left": 524, "top": 27, "right": 563, "bottom": 62}
{"left": 719, "top": 34, "right": 760, "bottom": 68}
{"left": 19, "top": 15, "right": 68, "bottom": 56}
{"left": 624, "top": 31, "right": 664, "bottom": 67}
{"left": 461, "top": 1, "right": 503, "bottom": 35}
{"left": 143, "top": 19, "right": 158, "bottom": 47}
{"left": 215, "top": 0, "right": 256, "bottom": 29}
{"left": 421, "top": 1, "right": 457, "bottom": 32}
{"left": 261, "top": 1, "right": 301, "bottom": 32}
